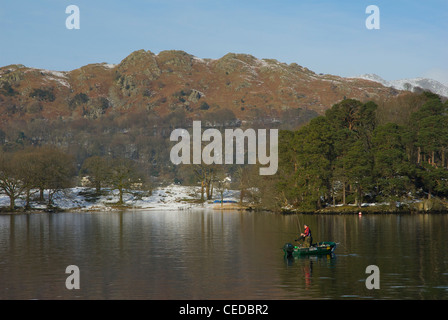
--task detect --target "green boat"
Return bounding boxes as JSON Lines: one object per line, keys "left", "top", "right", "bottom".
{"left": 283, "top": 241, "right": 337, "bottom": 258}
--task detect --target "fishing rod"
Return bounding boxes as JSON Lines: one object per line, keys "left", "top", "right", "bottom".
{"left": 296, "top": 214, "right": 302, "bottom": 233}
{"left": 294, "top": 214, "right": 303, "bottom": 242}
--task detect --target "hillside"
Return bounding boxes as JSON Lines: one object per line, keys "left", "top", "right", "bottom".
{"left": 0, "top": 49, "right": 406, "bottom": 126}
{"left": 1, "top": 50, "right": 447, "bottom": 211}
{"left": 356, "top": 74, "right": 448, "bottom": 98}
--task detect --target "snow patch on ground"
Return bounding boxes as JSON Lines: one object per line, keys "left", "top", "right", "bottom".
{"left": 100, "top": 63, "right": 117, "bottom": 69}
{"left": 0, "top": 184, "right": 241, "bottom": 212}
{"left": 37, "top": 69, "right": 71, "bottom": 87}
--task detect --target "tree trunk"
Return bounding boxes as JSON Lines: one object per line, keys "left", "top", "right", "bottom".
{"left": 357, "top": 186, "right": 362, "bottom": 208}
{"left": 95, "top": 181, "right": 101, "bottom": 194}
{"left": 25, "top": 189, "right": 31, "bottom": 209}
{"left": 205, "top": 182, "right": 210, "bottom": 200}
{"left": 119, "top": 188, "right": 123, "bottom": 204}
{"left": 9, "top": 195, "right": 15, "bottom": 211}
{"left": 442, "top": 148, "right": 446, "bottom": 168}
{"left": 317, "top": 192, "right": 322, "bottom": 209}
{"left": 209, "top": 180, "right": 214, "bottom": 200}
{"left": 239, "top": 189, "right": 245, "bottom": 204}
{"left": 200, "top": 181, "right": 205, "bottom": 201}
{"left": 332, "top": 185, "right": 336, "bottom": 206}
{"left": 417, "top": 147, "right": 421, "bottom": 164}
{"left": 48, "top": 191, "right": 54, "bottom": 207}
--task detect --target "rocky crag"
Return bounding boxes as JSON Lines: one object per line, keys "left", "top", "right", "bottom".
{"left": 0, "top": 49, "right": 407, "bottom": 125}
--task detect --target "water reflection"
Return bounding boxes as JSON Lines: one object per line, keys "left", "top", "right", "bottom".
{"left": 284, "top": 253, "right": 337, "bottom": 294}
{"left": 0, "top": 211, "right": 447, "bottom": 299}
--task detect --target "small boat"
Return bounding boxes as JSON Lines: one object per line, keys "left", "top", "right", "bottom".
{"left": 283, "top": 241, "right": 337, "bottom": 258}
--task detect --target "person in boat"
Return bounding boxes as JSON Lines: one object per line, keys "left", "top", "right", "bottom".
{"left": 295, "top": 224, "right": 313, "bottom": 247}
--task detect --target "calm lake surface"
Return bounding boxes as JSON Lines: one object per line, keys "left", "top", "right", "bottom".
{"left": 1, "top": 210, "right": 447, "bottom": 300}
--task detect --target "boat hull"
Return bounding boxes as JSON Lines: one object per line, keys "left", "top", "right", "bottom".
{"left": 283, "top": 241, "right": 336, "bottom": 258}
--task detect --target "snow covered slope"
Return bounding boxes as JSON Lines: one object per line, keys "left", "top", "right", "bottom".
{"left": 356, "top": 74, "right": 448, "bottom": 98}
{"left": 0, "top": 185, "right": 242, "bottom": 212}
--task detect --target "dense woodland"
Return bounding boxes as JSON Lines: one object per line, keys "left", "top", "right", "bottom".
{"left": 276, "top": 92, "right": 448, "bottom": 211}
{"left": 0, "top": 91, "right": 447, "bottom": 212}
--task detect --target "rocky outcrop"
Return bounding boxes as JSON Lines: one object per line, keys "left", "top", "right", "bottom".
{"left": 0, "top": 49, "right": 410, "bottom": 123}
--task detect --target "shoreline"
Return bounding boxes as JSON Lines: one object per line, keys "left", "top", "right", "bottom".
{"left": 2, "top": 209, "right": 447, "bottom": 215}
{"left": 0, "top": 184, "right": 249, "bottom": 215}
{"left": 281, "top": 205, "right": 448, "bottom": 215}
{"left": 0, "top": 204, "right": 252, "bottom": 215}
{"left": 1, "top": 184, "right": 447, "bottom": 215}
{"left": 2, "top": 203, "right": 447, "bottom": 215}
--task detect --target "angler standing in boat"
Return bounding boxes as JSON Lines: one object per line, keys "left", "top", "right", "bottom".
{"left": 295, "top": 224, "right": 313, "bottom": 248}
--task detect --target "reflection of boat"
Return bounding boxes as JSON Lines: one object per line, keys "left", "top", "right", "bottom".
{"left": 283, "top": 241, "right": 337, "bottom": 258}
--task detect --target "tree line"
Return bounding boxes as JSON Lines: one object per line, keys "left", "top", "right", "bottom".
{"left": 1, "top": 90, "right": 447, "bottom": 212}
{"left": 0, "top": 147, "right": 145, "bottom": 210}
{"left": 0, "top": 146, "right": 75, "bottom": 210}
{"left": 275, "top": 92, "right": 448, "bottom": 211}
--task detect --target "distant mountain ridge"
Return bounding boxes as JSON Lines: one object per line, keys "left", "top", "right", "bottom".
{"left": 355, "top": 73, "right": 448, "bottom": 98}
{"left": 0, "top": 49, "right": 425, "bottom": 127}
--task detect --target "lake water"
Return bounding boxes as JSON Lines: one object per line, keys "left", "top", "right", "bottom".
{"left": 0, "top": 210, "right": 447, "bottom": 300}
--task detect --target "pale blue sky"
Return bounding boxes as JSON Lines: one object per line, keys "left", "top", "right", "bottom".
{"left": 1, "top": 0, "right": 447, "bottom": 84}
